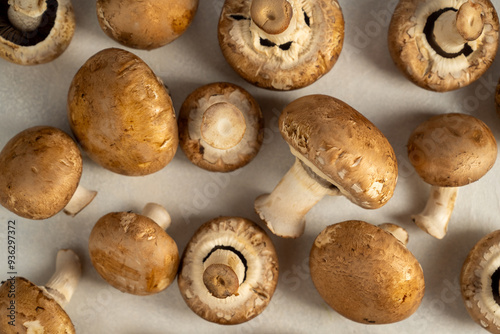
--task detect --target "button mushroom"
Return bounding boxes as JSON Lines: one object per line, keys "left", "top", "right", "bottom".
{"left": 388, "top": 0, "right": 499, "bottom": 92}
{"left": 0, "top": 0, "right": 76, "bottom": 65}
{"left": 67, "top": 48, "right": 179, "bottom": 176}
{"left": 178, "top": 216, "right": 279, "bottom": 324}
{"left": 96, "top": 0, "right": 199, "bottom": 50}
{"left": 178, "top": 82, "right": 264, "bottom": 172}
{"left": 461, "top": 229, "right": 500, "bottom": 333}
{"left": 254, "top": 94, "right": 398, "bottom": 238}
{"left": 0, "top": 249, "right": 81, "bottom": 333}
{"left": 0, "top": 126, "right": 96, "bottom": 220}
{"left": 88, "top": 203, "right": 179, "bottom": 296}
{"left": 310, "top": 220, "right": 425, "bottom": 324}
{"left": 407, "top": 113, "right": 497, "bottom": 239}
{"left": 218, "top": 0, "right": 344, "bottom": 90}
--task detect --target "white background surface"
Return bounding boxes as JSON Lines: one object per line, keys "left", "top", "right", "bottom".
{"left": 1, "top": 0, "right": 500, "bottom": 333}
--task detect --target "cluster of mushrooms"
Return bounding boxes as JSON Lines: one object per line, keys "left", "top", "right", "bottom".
{"left": 1, "top": 0, "right": 500, "bottom": 332}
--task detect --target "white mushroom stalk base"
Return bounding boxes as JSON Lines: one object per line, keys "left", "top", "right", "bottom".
{"left": 141, "top": 202, "right": 172, "bottom": 230}
{"left": 7, "top": 0, "right": 47, "bottom": 32}
{"left": 255, "top": 158, "right": 339, "bottom": 238}
{"left": 203, "top": 249, "right": 246, "bottom": 298}
{"left": 412, "top": 186, "right": 458, "bottom": 239}
{"left": 41, "top": 249, "right": 82, "bottom": 307}
{"left": 63, "top": 185, "right": 98, "bottom": 217}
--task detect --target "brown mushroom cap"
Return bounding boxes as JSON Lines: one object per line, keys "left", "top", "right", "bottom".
{"left": 96, "top": 0, "right": 198, "bottom": 50}
{"left": 461, "top": 230, "right": 500, "bottom": 333}
{"left": 178, "top": 82, "right": 264, "bottom": 172}
{"left": 0, "top": 0, "right": 75, "bottom": 65}
{"left": 218, "top": 0, "right": 344, "bottom": 90}
{"left": 279, "top": 94, "right": 398, "bottom": 209}
{"left": 178, "top": 216, "right": 279, "bottom": 325}
{"left": 67, "top": 48, "right": 178, "bottom": 176}
{"left": 88, "top": 211, "right": 179, "bottom": 296}
{"left": 310, "top": 220, "right": 425, "bottom": 324}
{"left": 0, "top": 277, "right": 75, "bottom": 333}
{"left": 407, "top": 113, "right": 497, "bottom": 187}
{"left": 0, "top": 126, "right": 82, "bottom": 220}
{"left": 388, "top": 0, "right": 499, "bottom": 92}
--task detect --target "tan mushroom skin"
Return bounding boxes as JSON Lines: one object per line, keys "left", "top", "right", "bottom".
{"left": 67, "top": 48, "right": 178, "bottom": 176}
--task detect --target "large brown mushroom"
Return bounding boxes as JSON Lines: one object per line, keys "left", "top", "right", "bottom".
{"left": 67, "top": 48, "right": 178, "bottom": 176}
{"left": 310, "top": 220, "right": 425, "bottom": 324}
{"left": 0, "top": 126, "right": 96, "bottom": 220}
{"left": 388, "top": 0, "right": 499, "bottom": 92}
{"left": 218, "top": 0, "right": 344, "bottom": 90}
{"left": 254, "top": 95, "right": 398, "bottom": 238}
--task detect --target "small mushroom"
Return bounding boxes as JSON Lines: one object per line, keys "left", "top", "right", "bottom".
{"left": 388, "top": 0, "right": 499, "bottom": 92}
{"left": 254, "top": 95, "right": 398, "bottom": 238}
{"left": 461, "top": 230, "right": 500, "bottom": 333}
{"left": 178, "top": 82, "right": 264, "bottom": 172}
{"left": 310, "top": 220, "right": 425, "bottom": 324}
{"left": 0, "top": 126, "right": 96, "bottom": 220}
{"left": 178, "top": 216, "right": 279, "bottom": 325}
{"left": 0, "top": 0, "right": 76, "bottom": 65}
{"left": 0, "top": 249, "right": 81, "bottom": 333}
{"left": 88, "top": 203, "right": 179, "bottom": 296}
{"left": 407, "top": 113, "right": 497, "bottom": 239}
{"left": 218, "top": 0, "right": 344, "bottom": 90}
{"left": 67, "top": 48, "right": 178, "bottom": 176}
{"left": 96, "top": 0, "right": 199, "bottom": 50}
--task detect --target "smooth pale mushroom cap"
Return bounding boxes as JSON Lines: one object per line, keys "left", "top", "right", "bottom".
{"left": 279, "top": 94, "right": 398, "bottom": 209}
{"left": 178, "top": 216, "right": 279, "bottom": 325}
{"left": 178, "top": 82, "right": 264, "bottom": 172}
{"left": 310, "top": 220, "right": 425, "bottom": 324}
{"left": 0, "top": 277, "right": 75, "bottom": 333}
{"left": 218, "top": 0, "right": 344, "bottom": 90}
{"left": 461, "top": 230, "right": 500, "bottom": 333}
{"left": 407, "top": 113, "right": 497, "bottom": 187}
{"left": 88, "top": 211, "right": 179, "bottom": 296}
{"left": 96, "top": 0, "right": 199, "bottom": 50}
{"left": 0, "top": 126, "right": 82, "bottom": 220}
{"left": 67, "top": 48, "right": 178, "bottom": 176}
{"left": 0, "top": 0, "right": 75, "bottom": 65}
{"left": 388, "top": 0, "right": 499, "bottom": 92}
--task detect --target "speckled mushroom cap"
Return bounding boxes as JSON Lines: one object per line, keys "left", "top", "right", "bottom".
{"left": 0, "top": 0, "right": 75, "bottom": 65}
{"left": 279, "top": 94, "right": 398, "bottom": 209}
{"left": 96, "top": 0, "right": 198, "bottom": 50}
{"left": 178, "top": 82, "right": 264, "bottom": 172}
{"left": 88, "top": 211, "right": 179, "bottom": 296}
{"left": 67, "top": 48, "right": 178, "bottom": 176}
{"left": 310, "top": 220, "right": 425, "bottom": 324}
{"left": 461, "top": 230, "right": 500, "bottom": 333}
{"left": 388, "top": 0, "right": 499, "bottom": 92}
{"left": 0, "top": 126, "right": 82, "bottom": 220}
{"left": 178, "top": 216, "right": 279, "bottom": 325}
{"left": 218, "top": 0, "right": 344, "bottom": 90}
{"left": 0, "top": 277, "right": 75, "bottom": 334}
{"left": 407, "top": 113, "right": 497, "bottom": 187}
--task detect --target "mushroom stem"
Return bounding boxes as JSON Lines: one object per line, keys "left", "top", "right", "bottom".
{"left": 203, "top": 249, "right": 245, "bottom": 298}
{"left": 7, "top": 0, "right": 47, "bottom": 32}
{"left": 255, "top": 158, "right": 339, "bottom": 238}
{"left": 379, "top": 223, "right": 409, "bottom": 246}
{"left": 141, "top": 202, "right": 172, "bottom": 230}
{"left": 41, "top": 249, "right": 81, "bottom": 308}
{"left": 412, "top": 186, "right": 458, "bottom": 239}
{"left": 433, "top": 2, "right": 484, "bottom": 54}
{"left": 200, "top": 102, "right": 247, "bottom": 150}
{"left": 250, "top": 0, "right": 293, "bottom": 35}
{"left": 63, "top": 185, "right": 98, "bottom": 217}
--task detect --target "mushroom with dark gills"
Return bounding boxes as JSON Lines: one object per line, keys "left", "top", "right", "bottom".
{"left": 0, "top": 126, "right": 97, "bottom": 220}
{"left": 0, "top": 249, "right": 81, "bottom": 333}
{"left": 254, "top": 95, "right": 398, "bottom": 238}
{"left": 178, "top": 82, "right": 264, "bottom": 172}
{"left": 388, "top": 0, "right": 499, "bottom": 92}
{"left": 407, "top": 113, "right": 497, "bottom": 239}
{"left": 178, "top": 216, "right": 279, "bottom": 325}
{"left": 218, "top": 0, "right": 344, "bottom": 90}
{"left": 0, "top": 0, "right": 76, "bottom": 65}
{"left": 310, "top": 221, "right": 425, "bottom": 324}
{"left": 88, "top": 203, "right": 179, "bottom": 296}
